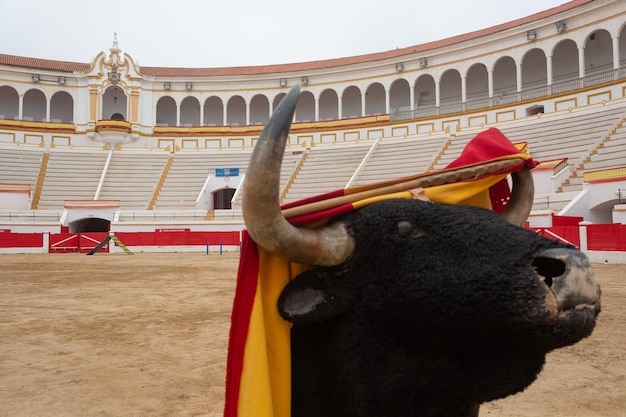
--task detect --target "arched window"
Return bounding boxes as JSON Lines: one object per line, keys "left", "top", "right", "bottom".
{"left": 102, "top": 85, "right": 127, "bottom": 120}
{"left": 521, "top": 48, "right": 547, "bottom": 97}
{"left": 180, "top": 96, "right": 200, "bottom": 126}
{"left": 156, "top": 96, "right": 176, "bottom": 126}
{"left": 414, "top": 74, "right": 436, "bottom": 117}
{"left": 50, "top": 91, "right": 73, "bottom": 123}
{"left": 553, "top": 40, "right": 578, "bottom": 82}
{"left": 365, "top": 82, "right": 385, "bottom": 116}
{"left": 319, "top": 89, "right": 338, "bottom": 120}
{"left": 342, "top": 86, "right": 361, "bottom": 118}
{"left": 466, "top": 63, "right": 488, "bottom": 110}
{"left": 0, "top": 86, "right": 19, "bottom": 120}
{"left": 204, "top": 96, "right": 223, "bottom": 126}
{"left": 493, "top": 56, "right": 517, "bottom": 104}
{"left": 389, "top": 79, "right": 410, "bottom": 114}
{"left": 439, "top": 69, "right": 462, "bottom": 113}
{"left": 295, "top": 91, "right": 315, "bottom": 122}
{"left": 23, "top": 89, "right": 46, "bottom": 121}
{"left": 250, "top": 94, "right": 270, "bottom": 125}
{"left": 226, "top": 96, "right": 246, "bottom": 126}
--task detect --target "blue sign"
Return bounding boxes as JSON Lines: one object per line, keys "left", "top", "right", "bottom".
{"left": 216, "top": 168, "right": 239, "bottom": 177}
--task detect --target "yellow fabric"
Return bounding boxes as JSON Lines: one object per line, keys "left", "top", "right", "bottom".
{"left": 425, "top": 174, "right": 508, "bottom": 209}
{"left": 237, "top": 170, "right": 514, "bottom": 417}
{"left": 238, "top": 249, "right": 310, "bottom": 417}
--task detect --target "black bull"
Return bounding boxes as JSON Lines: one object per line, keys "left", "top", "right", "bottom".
{"left": 241, "top": 85, "right": 601, "bottom": 417}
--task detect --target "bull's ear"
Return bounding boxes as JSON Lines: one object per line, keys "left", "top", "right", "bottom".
{"left": 278, "top": 271, "right": 351, "bottom": 323}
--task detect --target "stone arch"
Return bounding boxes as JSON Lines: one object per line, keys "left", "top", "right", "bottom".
{"left": 584, "top": 29, "right": 613, "bottom": 72}
{"left": 439, "top": 69, "right": 462, "bottom": 112}
{"left": 553, "top": 39, "right": 579, "bottom": 81}
{"left": 226, "top": 95, "right": 246, "bottom": 126}
{"left": 156, "top": 96, "right": 176, "bottom": 126}
{"left": 0, "top": 85, "right": 19, "bottom": 119}
{"left": 521, "top": 48, "right": 547, "bottom": 91}
{"left": 180, "top": 96, "right": 200, "bottom": 126}
{"left": 342, "top": 86, "right": 362, "bottom": 118}
{"left": 295, "top": 90, "right": 315, "bottom": 122}
{"left": 204, "top": 96, "right": 223, "bottom": 126}
{"left": 466, "top": 63, "right": 489, "bottom": 108}
{"left": 23, "top": 89, "right": 46, "bottom": 121}
{"left": 365, "top": 82, "right": 385, "bottom": 116}
{"left": 319, "top": 89, "right": 339, "bottom": 120}
{"left": 250, "top": 94, "right": 270, "bottom": 125}
{"left": 389, "top": 78, "right": 410, "bottom": 114}
{"left": 50, "top": 91, "right": 73, "bottom": 123}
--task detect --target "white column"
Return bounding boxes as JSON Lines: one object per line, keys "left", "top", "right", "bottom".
{"left": 361, "top": 92, "right": 366, "bottom": 117}
{"left": 385, "top": 89, "right": 390, "bottom": 114}
{"left": 578, "top": 46, "right": 586, "bottom": 78}
{"left": 612, "top": 36, "right": 620, "bottom": 70}
{"left": 199, "top": 103, "right": 204, "bottom": 126}
{"left": 547, "top": 56, "right": 553, "bottom": 86}
{"left": 223, "top": 103, "right": 227, "bottom": 126}
{"left": 176, "top": 102, "right": 181, "bottom": 126}
{"left": 435, "top": 81, "right": 441, "bottom": 108}
{"left": 45, "top": 98, "right": 51, "bottom": 122}
{"left": 314, "top": 96, "right": 319, "bottom": 122}
{"left": 409, "top": 85, "right": 415, "bottom": 110}
{"left": 338, "top": 94, "right": 343, "bottom": 119}
{"left": 487, "top": 70, "right": 494, "bottom": 98}
{"left": 516, "top": 63, "right": 523, "bottom": 92}
{"left": 461, "top": 76, "right": 467, "bottom": 103}
{"left": 18, "top": 94, "right": 24, "bottom": 119}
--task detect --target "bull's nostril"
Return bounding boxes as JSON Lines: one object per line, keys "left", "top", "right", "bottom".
{"left": 532, "top": 256, "right": 566, "bottom": 288}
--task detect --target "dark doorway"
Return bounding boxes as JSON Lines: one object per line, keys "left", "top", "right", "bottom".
{"left": 69, "top": 218, "right": 111, "bottom": 233}
{"left": 213, "top": 188, "right": 236, "bottom": 209}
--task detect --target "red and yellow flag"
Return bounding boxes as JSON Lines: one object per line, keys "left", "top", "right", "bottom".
{"left": 224, "top": 127, "right": 535, "bottom": 417}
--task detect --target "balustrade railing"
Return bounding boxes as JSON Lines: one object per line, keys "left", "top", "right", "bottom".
{"left": 390, "top": 66, "right": 626, "bottom": 121}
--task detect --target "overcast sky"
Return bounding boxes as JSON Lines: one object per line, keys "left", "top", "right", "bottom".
{"left": 1, "top": 0, "right": 567, "bottom": 68}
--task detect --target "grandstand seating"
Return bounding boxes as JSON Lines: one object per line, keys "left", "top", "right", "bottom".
{"left": 3, "top": 100, "right": 626, "bottom": 219}
{"left": 155, "top": 149, "right": 252, "bottom": 209}
{"left": 281, "top": 143, "right": 371, "bottom": 204}
{"left": 581, "top": 122, "right": 626, "bottom": 171}
{"left": 37, "top": 148, "right": 109, "bottom": 210}
{"left": 352, "top": 134, "right": 449, "bottom": 186}
{"left": 499, "top": 104, "right": 626, "bottom": 191}
{"left": 98, "top": 149, "right": 170, "bottom": 209}
{"left": 0, "top": 144, "right": 44, "bottom": 191}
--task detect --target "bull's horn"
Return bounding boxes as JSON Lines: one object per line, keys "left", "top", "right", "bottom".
{"left": 242, "top": 85, "right": 355, "bottom": 266}
{"left": 501, "top": 165, "right": 534, "bottom": 227}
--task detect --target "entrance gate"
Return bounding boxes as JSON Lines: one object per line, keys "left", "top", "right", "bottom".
{"left": 49, "top": 233, "right": 109, "bottom": 253}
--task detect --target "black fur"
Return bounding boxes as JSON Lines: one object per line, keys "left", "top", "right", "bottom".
{"left": 278, "top": 199, "right": 598, "bottom": 417}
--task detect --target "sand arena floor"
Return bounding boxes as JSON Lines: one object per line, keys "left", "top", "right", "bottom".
{"left": 0, "top": 252, "right": 624, "bottom": 417}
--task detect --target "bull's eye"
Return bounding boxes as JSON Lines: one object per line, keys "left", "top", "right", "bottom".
{"left": 396, "top": 220, "right": 424, "bottom": 238}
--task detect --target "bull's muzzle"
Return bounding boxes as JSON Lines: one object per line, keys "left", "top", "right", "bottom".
{"left": 533, "top": 248, "right": 600, "bottom": 312}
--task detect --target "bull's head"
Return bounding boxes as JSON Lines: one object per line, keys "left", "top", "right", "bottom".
{"left": 242, "top": 85, "right": 601, "bottom": 417}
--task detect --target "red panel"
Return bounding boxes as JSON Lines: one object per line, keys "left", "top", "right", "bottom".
{"left": 114, "top": 231, "right": 240, "bottom": 247}
{"left": 0, "top": 233, "right": 43, "bottom": 248}
{"left": 587, "top": 224, "right": 620, "bottom": 251}
{"left": 552, "top": 214, "right": 584, "bottom": 227}
{"left": 534, "top": 226, "right": 580, "bottom": 247}
{"left": 79, "top": 233, "right": 109, "bottom": 253}
{"left": 49, "top": 233, "right": 78, "bottom": 252}
{"left": 617, "top": 225, "right": 626, "bottom": 251}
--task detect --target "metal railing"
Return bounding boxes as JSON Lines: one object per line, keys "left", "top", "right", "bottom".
{"left": 390, "top": 66, "right": 626, "bottom": 121}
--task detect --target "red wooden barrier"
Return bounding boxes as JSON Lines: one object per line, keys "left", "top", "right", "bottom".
{"left": 587, "top": 224, "right": 626, "bottom": 251}
{"left": 114, "top": 230, "right": 240, "bottom": 247}
{"left": 534, "top": 226, "right": 580, "bottom": 247}
{"left": 0, "top": 232, "right": 43, "bottom": 248}
{"left": 6, "top": 226, "right": 626, "bottom": 253}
